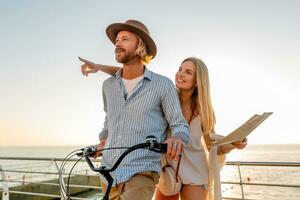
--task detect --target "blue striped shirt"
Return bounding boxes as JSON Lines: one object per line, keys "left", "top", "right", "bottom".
{"left": 99, "top": 67, "right": 189, "bottom": 185}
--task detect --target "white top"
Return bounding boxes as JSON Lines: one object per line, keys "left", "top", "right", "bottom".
{"left": 122, "top": 75, "right": 144, "bottom": 98}
{"left": 170, "top": 115, "right": 209, "bottom": 186}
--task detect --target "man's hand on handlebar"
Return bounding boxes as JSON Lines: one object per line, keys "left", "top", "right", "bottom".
{"left": 90, "top": 139, "right": 106, "bottom": 159}
{"left": 164, "top": 136, "right": 183, "bottom": 161}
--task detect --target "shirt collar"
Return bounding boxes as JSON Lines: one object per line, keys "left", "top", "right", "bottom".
{"left": 113, "top": 67, "right": 153, "bottom": 81}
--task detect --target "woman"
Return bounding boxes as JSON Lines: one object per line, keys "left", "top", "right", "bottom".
{"left": 79, "top": 57, "right": 247, "bottom": 200}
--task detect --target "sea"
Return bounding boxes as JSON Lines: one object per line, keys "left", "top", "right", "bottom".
{"left": 0, "top": 144, "right": 299, "bottom": 200}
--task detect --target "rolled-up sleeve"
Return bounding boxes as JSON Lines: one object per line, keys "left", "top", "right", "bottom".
{"left": 161, "top": 79, "right": 189, "bottom": 144}
{"left": 99, "top": 84, "right": 108, "bottom": 141}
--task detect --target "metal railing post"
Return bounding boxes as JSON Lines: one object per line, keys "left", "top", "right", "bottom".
{"left": 236, "top": 162, "right": 245, "bottom": 199}
{"left": 53, "top": 159, "right": 67, "bottom": 200}
{"left": 0, "top": 165, "right": 9, "bottom": 200}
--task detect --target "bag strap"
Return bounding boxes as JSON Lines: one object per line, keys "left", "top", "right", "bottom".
{"left": 175, "top": 154, "right": 181, "bottom": 183}
{"left": 162, "top": 128, "right": 183, "bottom": 182}
{"left": 173, "top": 108, "right": 196, "bottom": 181}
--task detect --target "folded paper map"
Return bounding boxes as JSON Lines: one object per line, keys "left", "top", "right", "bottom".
{"left": 213, "top": 112, "right": 273, "bottom": 146}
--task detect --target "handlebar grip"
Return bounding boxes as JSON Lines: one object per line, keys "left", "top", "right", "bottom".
{"left": 148, "top": 143, "right": 167, "bottom": 153}
{"left": 159, "top": 143, "right": 168, "bottom": 153}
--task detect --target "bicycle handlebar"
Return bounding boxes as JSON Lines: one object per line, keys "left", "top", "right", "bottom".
{"left": 80, "top": 135, "right": 167, "bottom": 200}
{"left": 84, "top": 141, "right": 167, "bottom": 172}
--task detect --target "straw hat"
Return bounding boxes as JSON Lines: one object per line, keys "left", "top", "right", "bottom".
{"left": 106, "top": 19, "right": 157, "bottom": 58}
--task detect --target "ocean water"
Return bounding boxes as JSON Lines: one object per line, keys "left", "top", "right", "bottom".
{"left": 0, "top": 144, "right": 300, "bottom": 200}
{"left": 221, "top": 144, "right": 300, "bottom": 200}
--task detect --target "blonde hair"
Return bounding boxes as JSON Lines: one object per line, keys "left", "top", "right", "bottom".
{"left": 181, "top": 57, "right": 216, "bottom": 136}
{"left": 183, "top": 57, "right": 222, "bottom": 200}
{"left": 135, "top": 36, "right": 153, "bottom": 65}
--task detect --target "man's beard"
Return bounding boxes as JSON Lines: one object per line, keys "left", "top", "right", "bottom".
{"left": 115, "top": 48, "right": 137, "bottom": 64}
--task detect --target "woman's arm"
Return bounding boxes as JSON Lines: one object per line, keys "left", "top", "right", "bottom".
{"left": 218, "top": 138, "right": 248, "bottom": 155}
{"left": 79, "top": 57, "right": 120, "bottom": 76}
{"left": 203, "top": 134, "right": 247, "bottom": 155}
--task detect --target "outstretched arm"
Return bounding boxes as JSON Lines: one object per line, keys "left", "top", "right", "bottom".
{"left": 79, "top": 57, "right": 120, "bottom": 76}
{"left": 218, "top": 138, "right": 248, "bottom": 154}
{"left": 203, "top": 134, "right": 248, "bottom": 155}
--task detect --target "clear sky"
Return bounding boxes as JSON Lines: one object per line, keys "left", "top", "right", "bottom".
{"left": 0, "top": 0, "right": 299, "bottom": 146}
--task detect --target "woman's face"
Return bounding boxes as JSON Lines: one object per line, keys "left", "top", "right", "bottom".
{"left": 175, "top": 60, "right": 197, "bottom": 91}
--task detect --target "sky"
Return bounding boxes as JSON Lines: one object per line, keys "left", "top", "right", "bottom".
{"left": 0, "top": 0, "right": 299, "bottom": 146}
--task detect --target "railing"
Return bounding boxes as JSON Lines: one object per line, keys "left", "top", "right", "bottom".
{"left": 0, "top": 157, "right": 300, "bottom": 200}
{"left": 222, "top": 161, "right": 300, "bottom": 200}
{"left": 0, "top": 157, "right": 102, "bottom": 200}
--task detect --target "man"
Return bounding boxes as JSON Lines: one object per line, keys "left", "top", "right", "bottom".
{"left": 81, "top": 19, "right": 189, "bottom": 200}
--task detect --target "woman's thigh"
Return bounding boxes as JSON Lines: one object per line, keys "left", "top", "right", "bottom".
{"left": 180, "top": 184, "right": 208, "bottom": 200}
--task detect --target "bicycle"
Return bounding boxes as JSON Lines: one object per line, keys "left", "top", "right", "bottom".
{"left": 59, "top": 135, "right": 167, "bottom": 200}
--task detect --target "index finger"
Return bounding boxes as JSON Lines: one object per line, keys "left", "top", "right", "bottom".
{"left": 78, "top": 57, "right": 93, "bottom": 65}
{"left": 166, "top": 140, "right": 173, "bottom": 157}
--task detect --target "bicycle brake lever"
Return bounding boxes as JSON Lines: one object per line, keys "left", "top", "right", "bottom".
{"left": 83, "top": 145, "right": 98, "bottom": 156}
{"left": 76, "top": 152, "right": 83, "bottom": 157}
{"left": 76, "top": 145, "right": 98, "bottom": 157}
{"left": 76, "top": 148, "right": 85, "bottom": 157}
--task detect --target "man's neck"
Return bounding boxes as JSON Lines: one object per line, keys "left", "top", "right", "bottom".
{"left": 122, "top": 58, "right": 144, "bottom": 80}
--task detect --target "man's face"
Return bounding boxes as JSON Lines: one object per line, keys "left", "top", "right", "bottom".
{"left": 114, "top": 31, "right": 139, "bottom": 64}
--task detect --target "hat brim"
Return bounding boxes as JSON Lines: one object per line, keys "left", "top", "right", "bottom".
{"left": 106, "top": 23, "right": 157, "bottom": 58}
